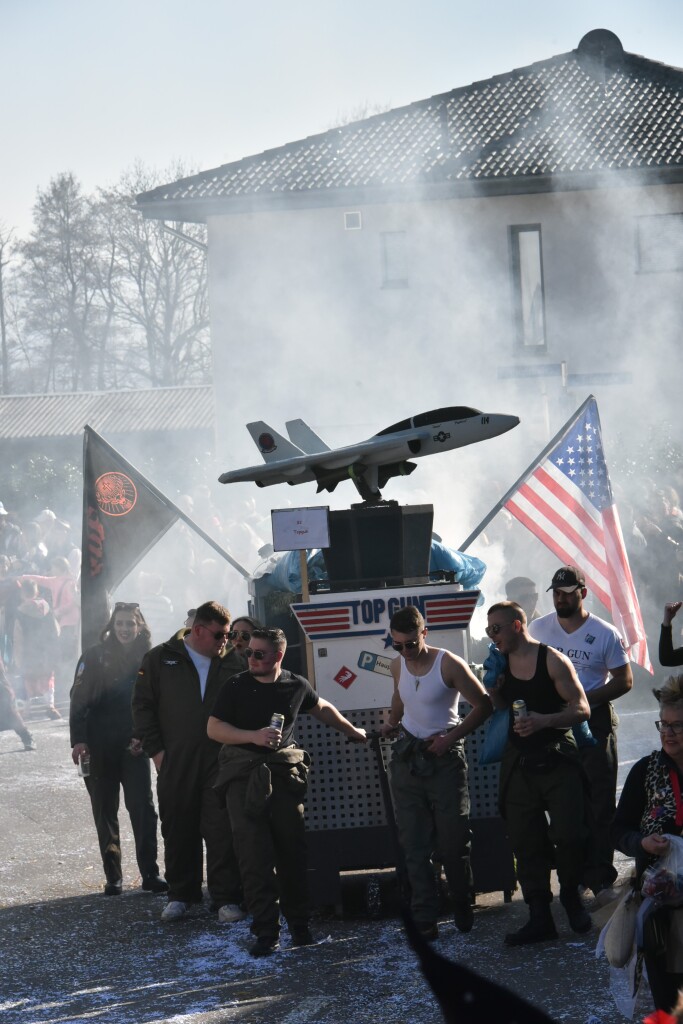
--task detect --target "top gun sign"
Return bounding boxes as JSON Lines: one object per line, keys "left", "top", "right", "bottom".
{"left": 291, "top": 589, "right": 479, "bottom": 641}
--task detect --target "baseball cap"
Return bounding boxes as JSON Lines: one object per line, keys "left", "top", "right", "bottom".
{"left": 547, "top": 566, "right": 585, "bottom": 592}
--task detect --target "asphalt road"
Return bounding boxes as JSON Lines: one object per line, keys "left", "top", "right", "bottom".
{"left": 0, "top": 698, "right": 659, "bottom": 1024}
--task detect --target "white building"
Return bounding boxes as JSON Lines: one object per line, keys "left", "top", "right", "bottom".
{"left": 137, "top": 29, "right": 682, "bottom": 512}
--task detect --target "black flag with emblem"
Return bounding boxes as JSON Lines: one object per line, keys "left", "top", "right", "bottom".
{"left": 80, "top": 426, "right": 179, "bottom": 650}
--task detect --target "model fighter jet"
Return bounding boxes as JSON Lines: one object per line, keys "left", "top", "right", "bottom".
{"left": 219, "top": 406, "right": 519, "bottom": 502}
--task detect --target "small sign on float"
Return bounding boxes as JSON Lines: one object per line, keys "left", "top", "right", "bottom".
{"left": 271, "top": 506, "right": 330, "bottom": 552}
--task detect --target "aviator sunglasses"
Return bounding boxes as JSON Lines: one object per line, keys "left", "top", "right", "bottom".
{"left": 392, "top": 639, "right": 421, "bottom": 652}
{"left": 197, "top": 624, "right": 230, "bottom": 641}
{"left": 245, "top": 648, "right": 269, "bottom": 660}
{"left": 229, "top": 630, "right": 252, "bottom": 642}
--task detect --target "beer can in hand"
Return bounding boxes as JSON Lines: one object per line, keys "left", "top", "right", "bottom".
{"left": 78, "top": 752, "right": 91, "bottom": 777}
{"left": 270, "top": 713, "right": 285, "bottom": 732}
{"left": 512, "top": 700, "right": 528, "bottom": 721}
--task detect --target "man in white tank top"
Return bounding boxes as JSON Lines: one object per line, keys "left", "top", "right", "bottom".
{"left": 381, "top": 605, "right": 492, "bottom": 940}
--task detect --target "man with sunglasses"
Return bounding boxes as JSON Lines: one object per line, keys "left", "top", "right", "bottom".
{"left": 528, "top": 565, "right": 632, "bottom": 898}
{"left": 487, "top": 600, "right": 592, "bottom": 945}
{"left": 380, "top": 605, "right": 493, "bottom": 940}
{"left": 208, "top": 627, "right": 366, "bottom": 956}
{"left": 132, "top": 601, "right": 245, "bottom": 923}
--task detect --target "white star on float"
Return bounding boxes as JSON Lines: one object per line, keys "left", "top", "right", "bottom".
{"left": 569, "top": 469, "right": 576, "bottom": 477}
{"left": 568, "top": 458, "right": 575, "bottom": 465}
{"left": 556, "top": 457, "right": 564, "bottom": 465}
{"left": 567, "top": 446, "right": 574, "bottom": 454}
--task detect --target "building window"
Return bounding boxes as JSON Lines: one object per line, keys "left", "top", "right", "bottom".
{"left": 381, "top": 231, "right": 408, "bottom": 289}
{"left": 344, "top": 211, "right": 362, "bottom": 230}
{"left": 636, "top": 213, "right": 683, "bottom": 273}
{"left": 510, "top": 225, "right": 546, "bottom": 349}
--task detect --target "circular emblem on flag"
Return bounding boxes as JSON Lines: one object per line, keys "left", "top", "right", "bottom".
{"left": 258, "top": 433, "right": 277, "bottom": 454}
{"left": 95, "top": 472, "right": 138, "bottom": 517}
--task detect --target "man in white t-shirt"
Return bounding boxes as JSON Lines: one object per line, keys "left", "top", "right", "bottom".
{"left": 529, "top": 565, "right": 632, "bottom": 895}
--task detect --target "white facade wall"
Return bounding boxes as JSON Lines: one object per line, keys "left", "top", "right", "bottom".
{"left": 206, "top": 181, "right": 682, "bottom": 473}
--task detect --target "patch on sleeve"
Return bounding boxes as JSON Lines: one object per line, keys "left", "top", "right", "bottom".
{"left": 75, "top": 661, "right": 86, "bottom": 678}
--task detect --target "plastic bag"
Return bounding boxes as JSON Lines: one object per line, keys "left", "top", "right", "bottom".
{"left": 479, "top": 709, "right": 509, "bottom": 766}
{"left": 641, "top": 834, "right": 683, "bottom": 906}
{"left": 479, "top": 643, "right": 509, "bottom": 765}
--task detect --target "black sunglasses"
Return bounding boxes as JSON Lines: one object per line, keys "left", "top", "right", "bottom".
{"left": 197, "top": 624, "right": 230, "bottom": 641}
{"left": 229, "top": 630, "right": 252, "bottom": 642}
{"left": 392, "top": 639, "right": 421, "bottom": 652}
{"left": 115, "top": 602, "right": 139, "bottom": 611}
{"left": 245, "top": 648, "right": 269, "bottom": 660}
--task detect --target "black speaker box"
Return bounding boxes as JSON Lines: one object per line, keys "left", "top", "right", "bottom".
{"left": 322, "top": 504, "right": 433, "bottom": 589}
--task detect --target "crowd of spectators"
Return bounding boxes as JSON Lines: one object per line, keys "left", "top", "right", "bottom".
{"left": 0, "top": 504, "right": 81, "bottom": 713}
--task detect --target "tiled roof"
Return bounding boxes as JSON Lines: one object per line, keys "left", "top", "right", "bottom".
{"left": 137, "top": 31, "right": 683, "bottom": 220}
{"left": 0, "top": 386, "right": 214, "bottom": 440}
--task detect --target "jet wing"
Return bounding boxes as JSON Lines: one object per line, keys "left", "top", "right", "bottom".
{"left": 218, "top": 429, "right": 432, "bottom": 486}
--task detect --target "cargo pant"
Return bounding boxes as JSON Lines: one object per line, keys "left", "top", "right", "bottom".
{"left": 389, "top": 744, "right": 473, "bottom": 926}
{"left": 579, "top": 702, "right": 619, "bottom": 892}
{"left": 226, "top": 774, "right": 309, "bottom": 938}
{"left": 501, "top": 747, "right": 587, "bottom": 902}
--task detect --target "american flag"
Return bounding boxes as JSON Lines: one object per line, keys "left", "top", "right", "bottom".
{"left": 504, "top": 396, "right": 652, "bottom": 672}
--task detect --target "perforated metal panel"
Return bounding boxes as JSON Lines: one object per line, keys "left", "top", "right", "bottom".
{"left": 296, "top": 708, "right": 392, "bottom": 832}
{"left": 296, "top": 704, "right": 502, "bottom": 832}
{"left": 462, "top": 702, "right": 504, "bottom": 819}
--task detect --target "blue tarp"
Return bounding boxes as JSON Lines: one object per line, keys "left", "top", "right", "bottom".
{"left": 266, "top": 541, "right": 487, "bottom": 594}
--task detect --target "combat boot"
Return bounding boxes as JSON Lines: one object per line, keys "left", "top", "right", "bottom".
{"left": 560, "top": 887, "right": 592, "bottom": 933}
{"left": 504, "top": 897, "right": 557, "bottom": 946}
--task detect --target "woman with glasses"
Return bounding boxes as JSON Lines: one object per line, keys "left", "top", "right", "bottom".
{"left": 70, "top": 602, "right": 167, "bottom": 896}
{"left": 227, "top": 617, "right": 261, "bottom": 661}
{"left": 612, "top": 673, "right": 683, "bottom": 1013}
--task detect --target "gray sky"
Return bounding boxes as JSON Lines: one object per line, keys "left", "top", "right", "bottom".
{"left": 2, "top": 0, "right": 681, "bottom": 235}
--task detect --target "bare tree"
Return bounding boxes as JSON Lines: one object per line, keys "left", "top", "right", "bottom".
{"left": 0, "top": 224, "right": 15, "bottom": 394}
{"left": 20, "top": 173, "right": 111, "bottom": 391}
{"left": 95, "top": 163, "right": 211, "bottom": 387}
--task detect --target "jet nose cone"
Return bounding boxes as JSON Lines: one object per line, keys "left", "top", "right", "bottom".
{"left": 487, "top": 413, "right": 520, "bottom": 436}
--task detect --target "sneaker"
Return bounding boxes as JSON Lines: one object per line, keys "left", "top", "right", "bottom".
{"left": 218, "top": 903, "right": 247, "bottom": 923}
{"left": 23, "top": 736, "right": 37, "bottom": 751}
{"left": 161, "top": 900, "right": 188, "bottom": 921}
{"left": 250, "top": 935, "right": 279, "bottom": 957}
{"left": 290, "top": 925, "right": 315, "bottom": 947}
{"left": 453, "top": 900, "right": 474, "bottom": 933}
{"left": 104, "top": 881, "right": 122, "bottom": 896}
{"left": 415, "top": 922, "right": 439, "bottom": 942}
{"left": 142, "top": 875, "right": 169, "bottom": 894}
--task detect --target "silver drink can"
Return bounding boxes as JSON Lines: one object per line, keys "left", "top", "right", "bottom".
{"left": 270, "top": 713, "right": 285, "bottom": 731}
{"left": 78, "top": 752, "right": 91, "bottom": 777}
{"left": 512, "top": 700, "right": 528, "bottom": 720}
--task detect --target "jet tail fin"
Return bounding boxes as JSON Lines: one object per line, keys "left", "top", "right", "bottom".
{"left": 285, "top": 419, "right": 331, "bottom": 455}
{"left": 247, "top": 422, "right": 304, "bottom": 463}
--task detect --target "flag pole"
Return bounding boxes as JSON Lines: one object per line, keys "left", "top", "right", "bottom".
{"left": 85, "top": 426, "right": 251, "bottom": 579}
{"left": 459, "top": 394, "right": 595, "bottom": 552}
